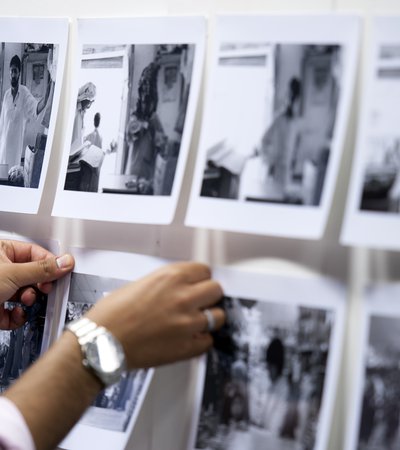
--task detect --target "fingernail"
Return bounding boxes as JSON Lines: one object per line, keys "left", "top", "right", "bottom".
{"left": 56, "top": 254, "right": 73, "bottom": 269}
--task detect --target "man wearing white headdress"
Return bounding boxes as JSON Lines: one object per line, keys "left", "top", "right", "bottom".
{"left": 70, "top": 81, "right": 97, "bottom": 156}
{"left": 0, "top": 54, "right": 51, "bottom": 171}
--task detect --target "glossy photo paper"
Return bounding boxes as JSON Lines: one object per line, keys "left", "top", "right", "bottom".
{"left": 342, "top": 17, "right": 400, "bottom": 250}
{"left": 189, "top": 268, "right": 346, "bottom": 450}
{"left": 186, "top": 15, "right": 359, "bottom": 238}
{"left": 0, "top": 234, "right": 59, "bottom": 393}
{"left": 0, "top": 18, "right": 68, "bottom": 213}
{"left": 345, "top": 283, "right": 400, "bottom": 450}
{"left": 53, "top": 17, "right": 205, "bottom": 224}
{"left": 57, "top": 247, "right": 169, "bottom": 450}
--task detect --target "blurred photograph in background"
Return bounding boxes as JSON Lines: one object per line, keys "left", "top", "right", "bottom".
{"left": 357, "top": 315, "right": 400, "bottom": 450}
{"left": 195, "top": 297, "right": 334, "bottom": 450}
{"left": 200, "top": 43, "right": 341, "bottom": 207}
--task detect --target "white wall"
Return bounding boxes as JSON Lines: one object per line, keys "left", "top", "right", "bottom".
{"left": 1, "top": 1, "right": 400, "bottom": 449}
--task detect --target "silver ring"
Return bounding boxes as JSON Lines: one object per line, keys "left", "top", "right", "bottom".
{"left": 203, "top": 308, "right": 216, "bottom": 333}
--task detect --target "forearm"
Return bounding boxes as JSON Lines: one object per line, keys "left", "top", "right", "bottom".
{"left": 36, "top": 98, "right": 46, "bottom": 116}
{"left": 37, "top": 78, "right": 52, "bottom": 116}
{"left": 4, "top": 332, "right": 102, "bottom": 450}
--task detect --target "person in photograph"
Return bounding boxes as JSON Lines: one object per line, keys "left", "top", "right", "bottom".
{"left": 229, "top": 348, "right": 250, "bottom": 426}
{"left": 0, "top": 54, "right": 51, "bottom": 178}
{"left": 262, "top": 338, "right": 291, "bottom": 433}
{"left": 70, "top": 81, "right": 97, "bottom": 156}
{"left": 388, "top": 140, "right": 400, "bottom": 213}
{"left": 381, "top": 371, "right": 400, "bottom": 449}
{"left": 65, "top": 82, "right": 105, "bottom": 192}
{"left": 360, "top": 139, "right": 400, "bottom": 213}
{"left": 201, "top": 140, "right": 256, "bottom": 200}
{"left": 124, "top": 62, "right": 167, "bottom": 195}
{"left": 257, "top": 77, "right": 302, "bottom": 200}
{"left": 0, "top": 239, "right": 225, "bottom": 450}
{"left": 358, "top": 377, "right": 376, "bottom": 448}
{"left": 220, "top": 349, "right": 250, "bottom": 431}
{"left": 85, "top": 112, "right": 103, "bottom": 149}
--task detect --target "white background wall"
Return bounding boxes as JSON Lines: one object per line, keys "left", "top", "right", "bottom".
{"left": 1, "top": 1, "right": 400, "bottom": 449}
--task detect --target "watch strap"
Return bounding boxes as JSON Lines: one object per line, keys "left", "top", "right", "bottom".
{"left": 66, "top": 317, "right": 107, "bottom": 345}
{"left": 65, "top": 317, "right": 126, "bottom": 387}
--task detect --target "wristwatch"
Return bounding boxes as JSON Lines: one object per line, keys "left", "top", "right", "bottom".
{"left": 65, "top": 317, "right": 127, "bottom": 387}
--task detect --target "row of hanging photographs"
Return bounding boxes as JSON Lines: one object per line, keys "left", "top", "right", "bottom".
{"left": 1, "top": 238, "right": 397, "bottom": 450}
{"left": 0, "top": 15, "right": 399, "bottom": 249}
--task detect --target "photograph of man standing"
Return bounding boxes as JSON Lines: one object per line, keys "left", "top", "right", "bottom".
{"left": 0, "top": 53, "right": 50, "bottom": 176}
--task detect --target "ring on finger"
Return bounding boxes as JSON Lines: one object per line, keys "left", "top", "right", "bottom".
{"left": 203, "top": 308, "right": 216, "bottom": 333}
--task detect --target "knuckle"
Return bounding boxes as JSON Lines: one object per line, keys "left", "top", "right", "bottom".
{"left": 38, "top": 258, "right": 53, "bottom": 277}
{"left": 159, "top": 264, "right": 185, "bottom": 283}
{"left": 175, "top": 288, "right": 193, "bottom": 311}
{"left": 177, "top": 315, "right": 193, "bottom": 330}
{"left": 201, "top": 264, "right": 212, "bottom": 279}
{"left": 0, "top": 240, "right": 11, "bottom": 260}
{"left": 211, "top": 280, "right": 223, "bottom": 297}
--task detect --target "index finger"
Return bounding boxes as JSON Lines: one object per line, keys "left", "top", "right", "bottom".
{"left": 0, "top": 240, "right": 55, "bottom": 264}
{"left": 165, "top": 261, "right": 212, "bottom": 284}
{"left": 185, "top": 279, "right": 224, "bottom": 310}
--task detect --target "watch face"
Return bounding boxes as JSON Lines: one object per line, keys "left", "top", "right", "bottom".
{"left": 85, "top": 333, "right": 125, "bottom": 375}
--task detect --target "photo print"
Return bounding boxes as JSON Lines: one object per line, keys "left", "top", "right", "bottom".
{"left": 189, "top": 268, "right": 345, "bottom": 450}
{"left": 53, "top": 17, "right": 205, "bottom": 224}
{"left": 195, "top": 298, "right": 333, "bottom": 450}
{"left": 186, "top": 15, "right": 359, "bottom": 238}
{"left": 344, "top": 283, "right": 400, "bottom": 450}
{"left": 0, "top": 293, "right": 48, "bottom": 394}
{"left": 357, "top": 315, "right": 400, "bottom": 449}
{"left": 0, "top": 234, "right": 59, "bottom": 395}
{"left": 64, "top": 273, "right": 151, "bottom": 434}
{"left": 64, "top": 43, "right": 193, "bottom": 197}
{"left": 200, "top": 43, "right": 340, "bottom": 206}
{"left": 342, "top": 17, "right": 400, "bottom": 249}
{"left": 57, "top": 247, "right": 168, "bottom": 450}
{"left": 0, "top": 18, "right": 68, "bottom": 213}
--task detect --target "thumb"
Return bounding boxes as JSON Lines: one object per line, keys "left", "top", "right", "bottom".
{"left": 7, "top": 254, "right": 74, "bottom": 289}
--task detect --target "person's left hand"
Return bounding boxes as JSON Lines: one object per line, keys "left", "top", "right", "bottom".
{"left": 0, "top": 240, "right": 74, "bottom": 330}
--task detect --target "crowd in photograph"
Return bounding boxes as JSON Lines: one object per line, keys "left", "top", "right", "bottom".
{"left": 196, "top": 298, "right": 333, "bottom": 450}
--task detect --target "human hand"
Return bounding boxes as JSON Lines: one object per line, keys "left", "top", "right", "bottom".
{"left": 137, "top": 177, "right": 153, "bottom": 194}
{"left": 106, "top": 139, "right": 118, "bottom": 154}
{"left": 85, "top": 262, "right": 225, "bottom": 369}
{"left": 8, "top": 165, "right": 25, "bottom": 187}
{"left": 0, "top": 240, "right": 74, "bottom": 330}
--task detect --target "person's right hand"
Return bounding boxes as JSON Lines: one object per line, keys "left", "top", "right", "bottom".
{"left": 0, "top": 240, "right": 74, "bottom": 330}
{"left": 84, "top": 262, "right": 225, "bottom": 369}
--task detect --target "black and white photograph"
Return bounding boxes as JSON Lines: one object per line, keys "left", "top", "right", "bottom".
{"left": 53, "top": 17, "right": 205, "bottom": 224}
{"left": 0, "top": 234, "right": 58, "bottom": 394}
{"left": 345, "top": 284, "right": 400, "bottom": 450}
{"left": 356, "top": 314, "right": 400, "bottom": 450}
{"left": 341, "top": 17, "right": 400, "bottom": 249}
{"left": 62, "top": 273, "right": 153, "bottom": 434}
{"left": 186, "top": 15, "right": 359, "bottom": 239}
{"left": 194, "top": 297, "right": 333, "bottom": 450}
{"left": 359, "top": 137, "right": 400, "bottom": 213}
{"left": 199, "top": 43, "right": 340, "bottom": 206}
{"left": 64, "top": 43, "right": 194, "bottom": 196}
{"left": 0, "top": 295, "right": 48, "bottom": 393}
{"left": 0, "top": 18, "right": 68, "bottom": 213}
{"left": 0, "top": 43, "right": 57, "bottom": 188}
{"left": 189, "top": 267, "right": 345, "bottom": 450}
{"left": 57, "top": 247, "right": 166, "bottom": 450}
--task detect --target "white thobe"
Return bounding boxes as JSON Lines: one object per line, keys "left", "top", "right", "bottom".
{"left": 0, "top": 85, "right": 38, "bottom": 168}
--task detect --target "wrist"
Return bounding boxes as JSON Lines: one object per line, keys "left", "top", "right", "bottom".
{"left": 4, "top": 332, "right": 104, "bottom": 450}
{"left": 60, "top": 331, "right": 105, "bottom": 392}
{"left": 65, "top": 317, "right": 127, "bottom": 387}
